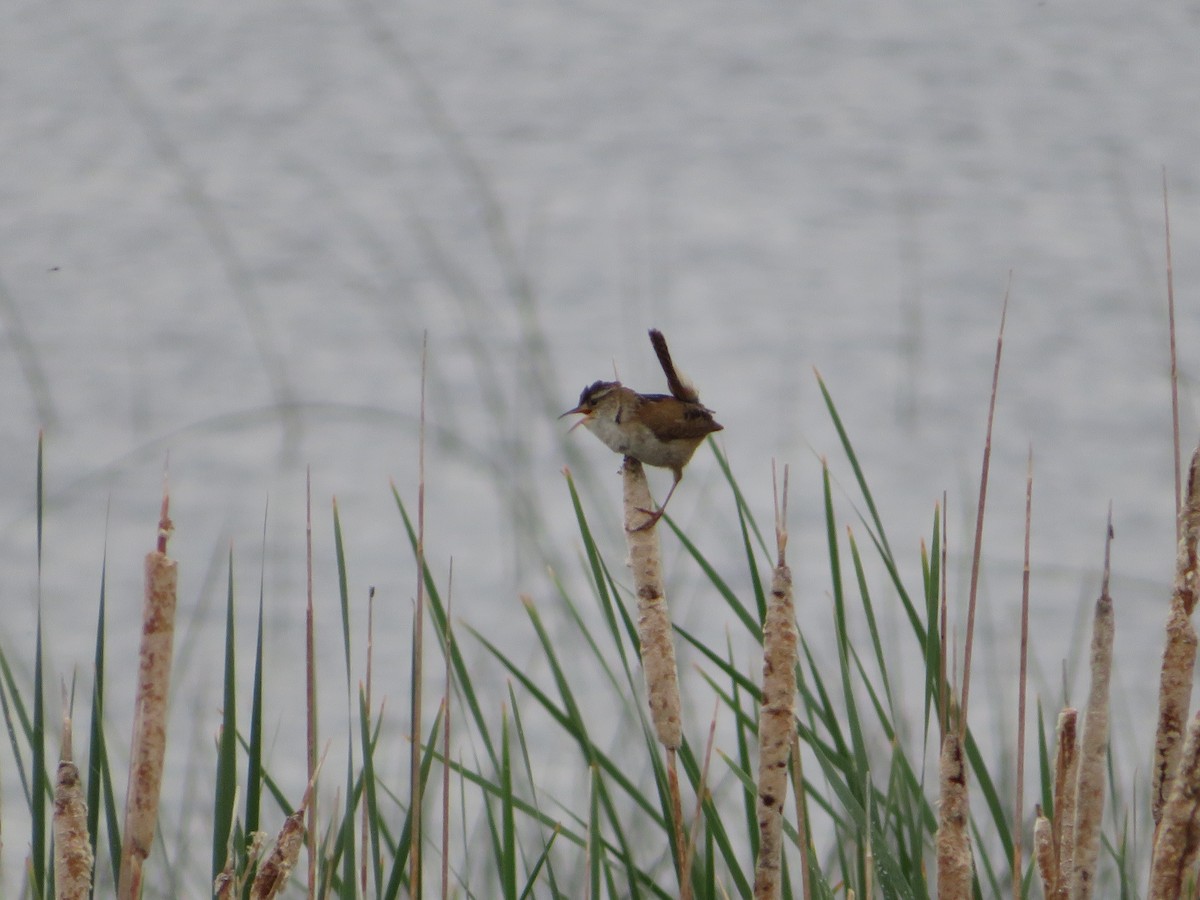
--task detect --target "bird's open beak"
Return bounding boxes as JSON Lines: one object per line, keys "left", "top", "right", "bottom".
{"left": 559, "top": 404, "right": 592, "bottom": 433}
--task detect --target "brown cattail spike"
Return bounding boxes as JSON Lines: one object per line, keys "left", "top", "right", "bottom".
{"left": 1070, "top": 523, "right": 1115, "bottom": 900}
{"left": 54, "top": 714, "right": 93, "bottom": 900}
{"left": 753, "top": 465, "right": 797, "bottom": 899}
{"left": 117, "top": 491, "right": 179, "bottom": 900}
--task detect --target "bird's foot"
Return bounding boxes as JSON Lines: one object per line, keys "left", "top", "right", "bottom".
{"left": 629, "top": 506, "right": 665, "bottom": 532}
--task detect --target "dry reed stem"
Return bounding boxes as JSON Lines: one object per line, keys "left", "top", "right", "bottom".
{"left": 1069, "top": 533, "right": 1114, "bottom": 900}
{"left": 1149, "top": 711, "right": 1200, "bottom": 898}
{"left": 117, "top": 491, "right": 177, "bottom": 900}
{"left": 683, "top": 703, "right": 720, "bottom": 890}
{"left": 410, "top": 332, "right": 429, "bottom": 898}
{"left": 938, "top": 494, "right": 949, "bottom": 740}
{"left": 788, "top": 732, "right": 813, "bottom": 900}
{"left": 441, "top": 578, "right": 454, "bottom": 900}
{"left": 304, "top": 468, "right": 317, "bottom": 898}
{"left": 1164, "top": 170, "right": 1181, "bottom": 526}
{"left": 1013, "top": 448, "right": 1033, "bottom": 900}
{"left": 360, "top": 587, "right": 375, "bottom": 896}
{"left": 1152, "top": 447, "right": 1200, "bottom": 826}
{"left": 1034, "top": 807, "right": 1055, "bottom": 898}
{"left": 621, "top": 456, "right": 682, "bottom": 748}
{"left": 666, "top": 749, "right": 691, "bottom": 900}
{"left": 959, "top": 289, "right": 1008, "bottom": 736}
{"left": 754, "top": 465, "right": 796, "bottom": 900}
{"left": 935, "top": 729, "right": 973, "bottom": 899}
{"left": 1051, "top": 708, "right": 1079, "bottom": 900}
{"left": 54, "top": 713, "right": 93, "bottom": 900}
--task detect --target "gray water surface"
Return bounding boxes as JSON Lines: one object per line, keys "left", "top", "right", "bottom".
{"left": 3, "top": 0, "right": 1199, "bottom": 891}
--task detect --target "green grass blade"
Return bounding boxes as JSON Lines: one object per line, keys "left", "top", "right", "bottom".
{"left": 331, "top": 500, "right": 358, "bottom": 896}
{"left": 588, "top": 766, "right": 602, "bottom": 900}
{"left": 87, "top": 551, "right": 121, "bottom": 889}
{"left": 1037, "top": 700, "right": 1052, "bottom": 817}
{"left": 815, "top": 373, "right": 894, "bottom": 561}
{"left": 518, "top": 827, "right": 559, "bottom": 900}
{"left": 501, "top": 710, "right": 517, "bottom": 900}
{"left": 668, "top": 519, "right": 761, "bottom": 641}
{"left": 393, "top": 486, "right": 498, "bottom": 771}
{"left": 0, "top": 653, "right": 33, "bottom": 808}
{"left": 380, "top": 709, "right": 443, "bottom": 900}
{"left": 358, "top": 687, "right": 383, "bottom": 897}
{"left": 509, "top": 689, "right": 564, "bottom": 897}
{"left": 211, "top": 549, "right": 239, "bottom": 882}
{"left": 562, "top": 471, "right": 635, "bottom": 670}
{"left": 32, "top": 606, "right": 47, "bottom": 896}
{"left": 710, "top": 440, "right": 771, "bottom": 559}
{"left": 244, "top": 553, "right": 267, "bottom": 843}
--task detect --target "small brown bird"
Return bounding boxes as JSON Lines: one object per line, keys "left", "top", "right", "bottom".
{"left": 561, "top": 329, "right": 723, "bottom": 528}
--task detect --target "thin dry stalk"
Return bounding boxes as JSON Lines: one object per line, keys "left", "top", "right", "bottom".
{"left": 754, "top": 464, "right": 797, "bottom": 900}
{"left": 117, "top": 491, "right": 177, "bottom": 900}
{"left": 1152, "top": 447, "right": 1200, "bottom": 826}
{"left": 1034, "top": 807, "right": 1054, "bottom": 898}
{"left": 1149, "top": 711, "right": 1200, "bottom": 898}
{"left": 683, "top": 703, "right": 720, "bottom": 887}
{"left": 1013, "top": 448, "right": 1033, "bottom": 900}
{"left": 788, "top": 732, "right": 813, "bottom": 900}
{"left": 665, "top": 749, "right": 690, "bottom": 900}
{"left": 935, "top": 729, "right": 974, "bottom": 899}
{"left": 621, "top": 457, "right": 682, "bottom": 748}
{"left": 360, "top": 586, "right": 375, "bottom": 896}
{"left": 304, "top": 468, "right": 317, "bottom": 898}
{"left": 1069, "top": 525, "right": 1115, "bottom": 900}
{"left": 54, "top": 713, "right": 93, "bottom": 900}
{"left": 939, "top": 493, "right": 949, "bottom": 741}
{"left": 1052, "top": 709, "right": 1079, "bottom": 900}
{"left": 1164, "top": 169, "right": 1181, "bottom": 525}
{"left": 441, "top": 571, "right": 454, "bottom": 900}
{"left": 960, "top": 287, "right": 1008, "bottom": 734}
{"left": 410, "top": 331, "right": 429, "bottom": 898}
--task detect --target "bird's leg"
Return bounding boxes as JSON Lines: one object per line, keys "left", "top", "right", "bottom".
{"left": 631, "top": 471, "right": 682, "bottom": 532}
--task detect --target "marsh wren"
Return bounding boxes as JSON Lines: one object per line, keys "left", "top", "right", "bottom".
{"left": 561, "top": 329, "right": 723, "bottom": 528}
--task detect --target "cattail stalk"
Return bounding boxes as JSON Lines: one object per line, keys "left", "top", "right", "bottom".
{"left": 1069, "top": 531, "right": 1114, "bottom": 900}
{"left": 754, "top": 466, "right": 797, "bottom": 899}
{"left": 117, "top": 492, "right": 177, "bottom": 900}
{"left": 1051, "top": 709, "right": 1079, "bottom": 900}
{"left": 1034, "top": 807, "right": 1055, "bottom": 897}
{"left": 251, "top": 809, "right": 306, "bottom": 899}
{"left": 253, "top": 756, "right": 323, "bottom": 899}
{"left": 622, "top": 457, "right": 688, "bottom": 897}
{"left": 1148, "top": 711, "right": 1200, "bottom": 898}
{"left": 1152, "top": 447, "right": 1200, "bottom": 826}
{"left": 54, "top": 713, "right": 93, "bottom": 900}
{"left": 622, "top": 457, "right": 681, "bottom": 748}
{"left": 935, "top": 729, "right": 974, "bottom": 898}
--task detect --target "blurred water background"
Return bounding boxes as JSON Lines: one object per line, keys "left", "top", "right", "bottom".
{"left": 3, "top": 0, "right": 1200, "bottom": 892}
